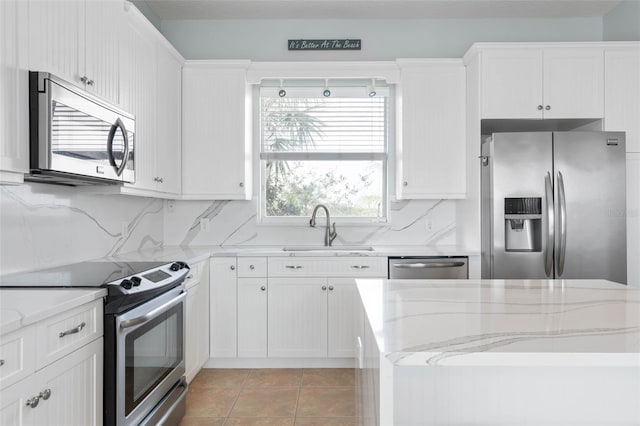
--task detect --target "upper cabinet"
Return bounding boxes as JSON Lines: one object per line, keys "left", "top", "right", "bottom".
{"left": 0, "top": 0, "right": 29, "bottom": 184}
{"left": 604, "top": 44, "right": 640, "bottom": 153}
{"left": 119, "top": 3, "right": 183, "bottom": 197}
{"left": 182, "top": 62, "right": 253, "bottom": 200}
{"left": 28, "top": 0, "right": 122, "bottom": 105}
{"left": 479, "top": 46, "right": 604, "bottom": 119}
{"left": 395, "top": 59, "right": 466, "bottom": 199}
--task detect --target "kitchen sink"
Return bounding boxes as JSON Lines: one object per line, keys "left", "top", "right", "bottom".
{"left": 282, "top": 246, "right": 375, "bottom": 252}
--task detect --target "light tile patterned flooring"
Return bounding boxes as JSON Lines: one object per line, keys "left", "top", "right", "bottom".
{"left": 180, "top": 368, "right": 357, "bottom": 426}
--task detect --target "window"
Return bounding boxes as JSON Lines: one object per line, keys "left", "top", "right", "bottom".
{"left": 259, "top": 81, "right": 389, "bottom": 222}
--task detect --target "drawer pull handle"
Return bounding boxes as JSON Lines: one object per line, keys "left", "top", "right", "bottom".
{"left": 393, "top": 262, "right": 465, "bottom": 269}
{"left": 351, "top": 265, "right": 370, "bottom": 269}
{"left": 285, "top": 265, "right": 303, "bottom": 269}
{"left": 250, "top": 265, "right": 255, "bottom": 270}
{"left": 0, "top": 359, "right": 4, "bottom": 367}
{"left": 59, "top": 321, "right": 86, "bottom": 338}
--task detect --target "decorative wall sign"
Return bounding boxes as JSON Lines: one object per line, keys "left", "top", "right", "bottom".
{"left": 288, "top": 39, "right": 361, "bottom": 51}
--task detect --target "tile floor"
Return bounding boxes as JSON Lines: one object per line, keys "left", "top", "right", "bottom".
{"left": 179, "top": 368, "right": 358, "bottom": 426}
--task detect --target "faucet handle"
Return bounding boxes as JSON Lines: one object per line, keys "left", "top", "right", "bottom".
{"left": 330, "top": 222, "right": 338, "bottom": 244}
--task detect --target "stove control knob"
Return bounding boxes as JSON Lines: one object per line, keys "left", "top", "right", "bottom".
{"left": 120, "top": 279, "right": 133, "bottom": 290}
{"left": 170, "top": 263, "right": 181, "bottom": 271}
{"left": 130, "top": 276, "right": 142, "bottom": 286}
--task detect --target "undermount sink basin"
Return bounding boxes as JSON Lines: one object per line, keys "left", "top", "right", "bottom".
{"left": 282, "top": 246, "right": 374, "bottom": 252}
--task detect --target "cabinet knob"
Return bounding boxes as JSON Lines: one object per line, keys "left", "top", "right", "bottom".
{"left": 328, "top": 285, "right": 334, "bottom": 291}
{"left": 239, "top": 182, "right": 244, "bottom": 187}
{"left": 0, "top": 359, "right": 4, "bottom": 366}
{"left": 230, "top": 265, "right": 236, "bottom": 271}
{"left": 403, "top": 181, "right": 408, "bottom": 186}
{"left": 26, "top": 396, "right": 40, "bottom": 408}
{"left": 537, "top": 105, "right": 543, "bottom": 110}
{"left": 321, "top": 285, "right": 327, "bottom": 291}
{"left": 260, "top": 286, "right": 266, "bottom": 291}
{"left": 545, "top": 105, "right": 551, "bottom": 111}
{"left": 39, "top": 389, "right": 51, "bottom": 401}
{"left": 87, "top": 79, "right": 95, "bottom": 86}
{"left": 186, "top": 274, "right": 194, "bottom": 279}
{"left": 250, "top": 265, "right": 255, "bottom": 270}
{"left": 80, "top": 76, "right": 88, "bottom": 83}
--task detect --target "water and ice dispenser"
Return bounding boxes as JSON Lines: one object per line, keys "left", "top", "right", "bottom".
{"left": 504, "top": 197, "right": 542, "bottom": 252}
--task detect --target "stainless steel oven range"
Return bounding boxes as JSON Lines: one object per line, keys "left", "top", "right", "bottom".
{"left": 0, "top": 260, "right": 191, "bottom": 426}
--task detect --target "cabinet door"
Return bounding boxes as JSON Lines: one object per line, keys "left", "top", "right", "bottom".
{"left": 327, "top": 278, "right": 358, "bottom": 358}
{"left": 197, "top": 262, "right": 210, "bottom": 367}
{"left": 605, "top": 47, "right": 640, "bottom": 153}
{"left": 185, "top": 283, "right": 200, "bottom": 382}
{"left": 120, "top": 9, "right": 157, "bottom": 191}
{"left": 397, "top": 61, "right": 466, "bottom": 199}
{"left": 28, "top": 0, "right": 84, "bottom": 90}
{"left": 0, "top": 375, "right": 37, "bottom": 426}
{"left": 155, "top": 44, "right": 182, "bottom": 195}
{"left": 210, "top": 258, "right": 237, "bottom": 358}
{"left": 32, "top": 338, "right": 103, "bottom": 426}
{"left": 0, "top": 0, "right": 29, "bottom": 183}
{"left": 182, "top": 64, "right": 252, "bottom": 200}
{"left": 84, "top": 0, "right": 121, "bottom": 104}
{"left": 268, "top": 278, "right": 327, "bottom": 357}
{"left": 480, "top": 49, "right": 543, "bottom": 119}
{"left": 543, "top": 47, "right": 604, "bottom": 119}
{"left": 237, "top": 278, "right": 268, "bottom": 358}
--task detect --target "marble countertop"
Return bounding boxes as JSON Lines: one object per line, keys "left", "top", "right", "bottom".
{"left": 356, "top": 279, "right": 640, "bottom": 367}
{"left": 111, "top": 244, "right": 478, "bottom": 265}
{"left": 0, "top": 288, "right": 107, "bottom": 335}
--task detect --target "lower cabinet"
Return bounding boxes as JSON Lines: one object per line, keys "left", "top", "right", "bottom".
{"left": 209, "top": 257, "right": 238, "bottom": 358}
{"left": 185, "top": 260, "right": 211, "bottom": 382}
{"left": 237, "top": 278, "right": 268, "bottom": 358}
{"left": 0, "top": 337, "right": 103, "bottom": 426}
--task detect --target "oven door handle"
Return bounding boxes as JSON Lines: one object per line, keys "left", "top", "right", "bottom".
{"left": 119, "top": 290, "right": 186, "bottom": 330}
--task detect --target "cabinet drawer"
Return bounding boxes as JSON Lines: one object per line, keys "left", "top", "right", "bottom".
{"left": 268, "top": 257, "right": 386, "bottom": 277}
{"left": 237, "top": 257, "right": 267, "bottom": 277}
{"left": 0, "top": 325, "right": 36, "bottom": 389}
{"left": 36, "top": 299, "right": 103, "bottom": 369}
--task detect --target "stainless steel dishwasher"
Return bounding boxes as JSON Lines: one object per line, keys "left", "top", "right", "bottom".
{"left": 388, "top": 256, "right": 468, "bottom": 279}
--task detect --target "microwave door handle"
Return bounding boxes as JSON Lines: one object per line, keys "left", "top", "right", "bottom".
{"left": 107, "top": 117, "right": 129, "bottom": 177}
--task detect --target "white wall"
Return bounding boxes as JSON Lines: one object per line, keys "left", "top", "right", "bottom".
{"left": 0, "top": 184, "right": 164, "bottom": 275}
{"left": 160, "top": 17, "right": 603, "bottom": 60}
{"left": 603, "top": 0, "right": 640, "bottom": 41}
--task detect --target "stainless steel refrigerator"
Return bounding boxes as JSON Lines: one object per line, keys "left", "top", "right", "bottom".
{"left": 481, "top": 131, "right": 627, "bottom": 284}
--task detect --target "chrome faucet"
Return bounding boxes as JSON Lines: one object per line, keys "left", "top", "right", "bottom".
{"left": 309, "top": 204, "right": 337, "bottom": 246}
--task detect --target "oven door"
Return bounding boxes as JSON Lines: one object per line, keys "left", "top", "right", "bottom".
{"left": 115, "top": 286, "right": 186, "bottom": 426}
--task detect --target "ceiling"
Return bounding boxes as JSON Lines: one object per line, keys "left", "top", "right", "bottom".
{"left": 140, "top": 0, "right": 623, "bottom": 20}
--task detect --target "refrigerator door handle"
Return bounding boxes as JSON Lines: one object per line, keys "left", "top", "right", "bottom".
{"left": 556, "top": 171, "right": 567, "bottom": 276}
{"left": 544, "top": 172, "right": 554, "bottom": 277}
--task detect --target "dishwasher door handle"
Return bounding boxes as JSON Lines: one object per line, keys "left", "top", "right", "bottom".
{"left": 392, "top": 262, "right": 466, "bottom": 269}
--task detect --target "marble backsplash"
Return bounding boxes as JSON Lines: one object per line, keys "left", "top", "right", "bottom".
{"left": 164, "top": 198, "right": 456, "bottom": 247}
{"left": 0, "top": 183, "right": 164, "bottom": 275}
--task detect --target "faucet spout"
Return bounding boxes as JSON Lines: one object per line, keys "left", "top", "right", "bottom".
{"left": 309, "top": 204, "right": 338, "bottom": 246}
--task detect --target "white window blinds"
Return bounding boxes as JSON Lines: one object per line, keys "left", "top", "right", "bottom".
{"left": 260, "top": 84, "right": 387, "bottom": 161}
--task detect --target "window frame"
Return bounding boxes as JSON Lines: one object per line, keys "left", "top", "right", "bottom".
{"left": 255, "top": 82, "right": 393, "bottom": 226}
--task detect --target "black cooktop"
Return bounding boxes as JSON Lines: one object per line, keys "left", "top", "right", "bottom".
{"left": 0, "top": 261, "right": 168, "bottom": 288}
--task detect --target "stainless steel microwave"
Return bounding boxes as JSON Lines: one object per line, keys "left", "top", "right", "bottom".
{"left": 28, "top": 72, "right": 135, "bottom": 185}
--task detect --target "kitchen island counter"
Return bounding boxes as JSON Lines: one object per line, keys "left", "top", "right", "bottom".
{"left": 355, "top": 279, "right": 640, "bottom": 425}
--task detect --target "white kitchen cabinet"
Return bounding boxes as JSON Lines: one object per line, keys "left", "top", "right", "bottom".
{"left": 480, "top": 46, "right": 604, "bottom": 119}
{"left": 605, "top": 45, "right": 640, "bottom": 153}
{"left": 0, "top": 0, "right": 29, "bottom": 184}
{"left": 209, "top": 257, "right": 238, "bottom": 358}
{"left": 182, "top": 62, "right": 252, "bottom": 200}
{"left": 327, "top": 278, "right": 359, "bottom": 358}
{"left": 196, "top": 262, "right": 210, "bottom": 370}
{"left": 267, "top": 278, "right": 328, "bottom": 358}
{"left": 237, "top": 278, "right": 268, "bottom": 358}
{"left": 395, "top": 59, "right": 466, "bottom": 199}
{"left": 28, "top": 0, "right": 121, "bottom": 105}
{"left": 185, "top": 276, "right": 201, "bottom": 382}
{"left": 185, "top": 260, "right": 211, "bottom": 382}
